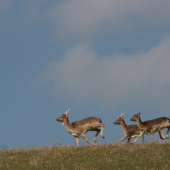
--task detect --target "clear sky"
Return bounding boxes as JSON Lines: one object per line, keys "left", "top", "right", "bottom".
{"left": 1, "top": 0, "right": 170, "bottom": 148}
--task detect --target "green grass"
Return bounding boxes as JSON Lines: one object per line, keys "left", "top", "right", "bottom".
{"left": 0, "top": 142, "right": 170, "bottom": 170}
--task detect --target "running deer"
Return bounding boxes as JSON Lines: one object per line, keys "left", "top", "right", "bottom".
{"left": 113, "top": 113, "right": 145, "bottom": 145}
{"left": 130, "top": 113, "right": 170, "bottom": 143}
{"left": 56, "top": 109, "right": 105, "bottom": 147}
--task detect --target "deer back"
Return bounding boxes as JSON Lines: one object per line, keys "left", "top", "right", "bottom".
{"left": 71, "top": 117, "right": 102, "bottom": 132}
{"left": 143, "top": 117, "right": 169, "bottom": 127}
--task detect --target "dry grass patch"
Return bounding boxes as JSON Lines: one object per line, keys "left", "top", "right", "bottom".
{"left": 0, "top": 142, "right": 170, "bottom": 170}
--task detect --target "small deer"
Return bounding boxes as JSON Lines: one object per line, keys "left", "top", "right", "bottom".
{"left": 113, "top": 113, "right": 145, "bottom": 145}
{"left": 56, "top": 109, "right": 105, "bottom": 147}
{"left": 130, "top": 113, "right": 170, "bottom": 143}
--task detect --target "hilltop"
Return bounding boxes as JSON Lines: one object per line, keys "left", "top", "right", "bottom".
{"left": 0, "top": 142, "right": 170, "bottom": 170}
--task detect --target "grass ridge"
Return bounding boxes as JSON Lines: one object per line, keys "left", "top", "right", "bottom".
{"left": 0, "top": 142, "right": 170, "bottom": 170}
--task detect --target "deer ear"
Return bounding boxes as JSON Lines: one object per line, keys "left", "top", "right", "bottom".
{"left": 138, "top": 113, "right": 141, "bottom": 116}
{"left": 121, "top": 113, "right": 124, "bottom": 117}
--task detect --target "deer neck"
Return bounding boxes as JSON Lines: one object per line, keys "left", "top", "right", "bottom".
{"left": 135, "top": 117, "right": 143, "bottom": 129}
{"left": 119, "top": 120, "right": 128, "bottom": 134}
{"left": 62, "top": 118, "right": 72, "bottom": 128}
{"left": 62, "top": 118, "right": 77, "bottom": 136}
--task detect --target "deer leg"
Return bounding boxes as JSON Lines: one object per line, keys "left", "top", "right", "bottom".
{"left": 166, "top": 128, "right": 170, "bottom": 139}
{"left": 132, "top": 131, "right": 144, "bottom": 143}
{"left": 127, "top": 138, "right": 131, "bottom": 143}
{"left": 76, "top": 137, "right": 79, "bottom": 147}
{"left": 142, "top": 134, "right": 144, "bottom": 144}
{"left": 80, "top": 134, "right": 97, "bottom": 146}
{"left": 112, "top": 136, "right": 128, "bottom": 145}
{"left": 98, "top": 123, "right": 105, "bottom": 138}
{"left": 93, "top": 129, "right": 101, "bottom": 142}
{"left": 150, "top": 133, "right": 154, "bottom": 142}
{"left": 158, "top": 129, "right": 166, "bottom": 140}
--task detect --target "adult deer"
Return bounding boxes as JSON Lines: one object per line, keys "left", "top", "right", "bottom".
{"left": 113, "top": 113, "right": 145, "bottom": 145}
{"left": 56, "top": 109, "right": 105, "bottom": 147}
{"left": 130, "top": 113, "right": 170, "bottom": 143}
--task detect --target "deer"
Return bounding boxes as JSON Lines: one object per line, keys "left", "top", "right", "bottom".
{"left": 113, "top": 113, "right": 145, "bottom": 145}
{"left": 56, "top": 109, "right": 105, "bottom": 147}
{"left": 130, "top": 113, "right": 170, "bottom": 143}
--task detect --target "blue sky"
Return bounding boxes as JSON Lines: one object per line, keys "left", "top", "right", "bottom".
{"left": 1, "top": 0, "right": 170, "bottom": 148}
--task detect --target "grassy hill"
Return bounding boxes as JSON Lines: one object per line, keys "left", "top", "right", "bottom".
{"left": 0, "top": 142, "right": 170, "bottom": 170}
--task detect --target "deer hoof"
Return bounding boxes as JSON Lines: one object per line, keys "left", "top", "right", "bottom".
{"left": 93, "top": 138, "right": 97, "bottom": 142}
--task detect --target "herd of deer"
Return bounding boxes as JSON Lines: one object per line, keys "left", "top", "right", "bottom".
{"left": 56, "top": 109, "right": 170, "bottom": 147}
